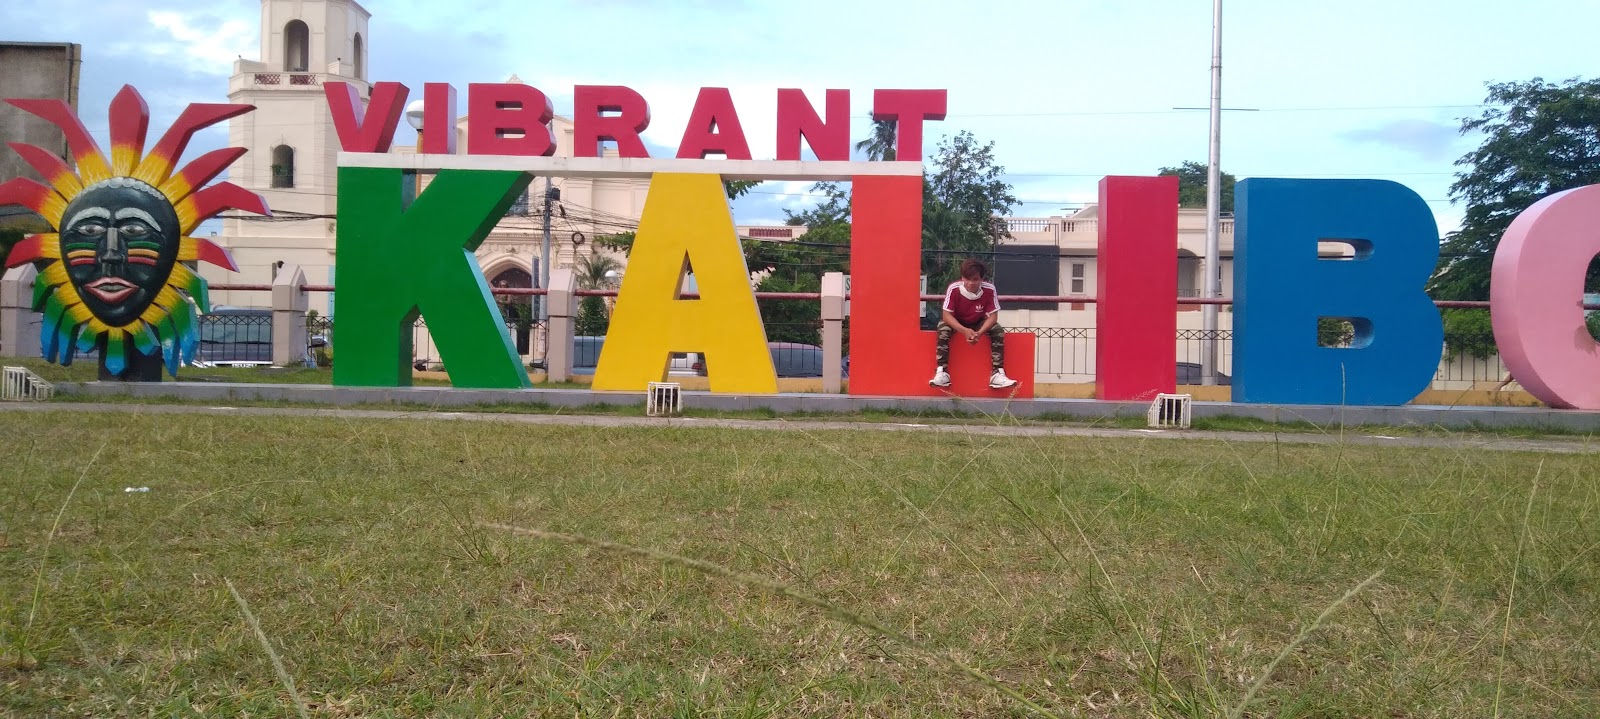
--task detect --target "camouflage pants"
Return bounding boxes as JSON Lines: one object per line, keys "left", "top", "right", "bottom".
{"left": 936, "top": 321, "right": 1006, "bottom": 371}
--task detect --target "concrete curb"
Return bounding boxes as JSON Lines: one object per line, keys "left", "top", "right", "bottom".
{"left": 5, "top": 401, "right": 1596, "bottom": 455}
{"left": 47, "top": 380, "right": 1600, "bottom": 432}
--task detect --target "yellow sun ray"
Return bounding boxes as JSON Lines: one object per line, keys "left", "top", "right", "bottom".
{"left": 34, "top": 234, "right": 61, "bottom": 260}
{"left": 40, "top": 261, "right": 69, "bottom": 288}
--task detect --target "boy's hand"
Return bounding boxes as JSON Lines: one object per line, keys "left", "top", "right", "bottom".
{"left": 964, "top": 328, "right": 979, "bottom": 343}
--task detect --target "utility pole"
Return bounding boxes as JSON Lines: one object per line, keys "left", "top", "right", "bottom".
{"left": 540, "top": 176, "right": 554, "bottom": 321}
{"left": 1201, "top": 0, "right": 1223, "bottom": 386}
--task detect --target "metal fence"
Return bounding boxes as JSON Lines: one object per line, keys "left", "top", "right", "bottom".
{"left": 1010, "top": 327, "right": 1096, "bottom": 381}
{"left": 1003, "top": 327, "right": 1235, "bottom": 385}
{"left": 193, "top": 312, "right": 274, "bottom": 367}
{"left": 762, "top": 322, "right": 832, "bottom": 378}
{"left": 1434, "top": 351, "right": 1509, "bottom": 388}
{"left": 307, "top": 315, "right": 333, "bottom": 367}
{"left": 159, "top": 297, "right": 1519, "bottom": 390}
{"left": 409, "top": 318, "right": 549, "bottom": 371}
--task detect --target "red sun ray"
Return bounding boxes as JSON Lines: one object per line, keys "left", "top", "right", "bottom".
{"left": 5, "top": 98, "right": 112, "bottom": 183}
{"left": 4, "top": 234, "right": 45, "bottom": 268}
{"left": 133, "top": 103, "right": 255, "bottom": 187}
{"left": 192, "top": 238, "right": 239, "bottom": 271}
{"left": 108, "top": 85, "right": 151, "bottom": 176}
{"left": 175, "top": 181, "right": 270, "bottom": 233}
{"left": 7, "top": 142, "right": 83, "bottom": 198}
{"left": 0, "top": 177, "right": 67, "bottom": 227}
{"left": 159, "top": 147, "right": 247, "bottom": 204}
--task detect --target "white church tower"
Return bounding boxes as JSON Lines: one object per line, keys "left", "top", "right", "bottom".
{"left": 207, "top": 0, "right": 372, "bottom": 313}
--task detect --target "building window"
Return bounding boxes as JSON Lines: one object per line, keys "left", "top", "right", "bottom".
{"left": 352, "top": 33, "right": 364, "bottom": 80}
{"left": 1070, "top": 262, "right": 1085, "bottom": 294}
{"left": 1178, "top": 256, "right": 1199, "bottom": 297}
{"left": 271, "top": 145, "right": 294, "bottom": 188}
{"left": 284, "top": 20, "right": 310, "bottom": 72}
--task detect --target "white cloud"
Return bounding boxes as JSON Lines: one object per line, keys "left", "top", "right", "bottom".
{"left": 132, "top": 10, "right": 256, "bottom": 75}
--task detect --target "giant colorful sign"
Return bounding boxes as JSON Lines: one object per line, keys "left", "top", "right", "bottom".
{"left": 6, "top": 81, "right": 1599, "bottom": 410}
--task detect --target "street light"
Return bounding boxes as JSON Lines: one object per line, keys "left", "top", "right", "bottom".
{"left": 1203, "top": 0, "right": 1223, "bottom": 385}
{"left": 404, "top": 99, "right": 425, "bottom": 135}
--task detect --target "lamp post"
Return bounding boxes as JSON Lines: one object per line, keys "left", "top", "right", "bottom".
{"left": 404, "top": 99, "right": 426, "bottom": 146}
{"left": 1201, "top": 0, "right": 1224, "bottom": 386}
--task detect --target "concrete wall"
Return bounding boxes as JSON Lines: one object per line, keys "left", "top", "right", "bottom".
{"left": 0, "top": 42, "right": 81, "bottom": 228}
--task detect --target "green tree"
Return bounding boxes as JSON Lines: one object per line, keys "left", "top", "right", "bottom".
{"left": 598, "top": 129, "right": 1017, "bottom": 346}
{"left": 744, "top": 220, "right": 851, "bottom": 345}
{"left": 1318, "top": 318, "right": 1355, "bottom": 348}
{"left": 591, "top": 181, "right": 756, "bottom": 258}
{"left": 1428, "top": 77, "right": 1600, "bottom": 356}
{"left": 921, "top": 131, "right": 1018, "bottom": 289}
{"left": 594, "top": 230, "right": 636, "bottom": 256}
{"left": 573, "top": 252, "right": 622, "bottom": 290}
{"left": 782, "top": 182, "right": 850, "bottom": 227}
{"left": 1158, "top": 161, "right": 1235, "bottom": 213}
{"left": 1430, "top": 77, "right": 1600, "bottom": 302}
{"left": 575, "top": 295, "right": 609, "bottom": 336}
{"left": 724, "top": 179, "right": 759, "bottom": 200}
{"left": 571, "top": 253, "right": 620, "bottom": 337}
{"left": 855, "top": 117, "right": 897, "bottom": 161}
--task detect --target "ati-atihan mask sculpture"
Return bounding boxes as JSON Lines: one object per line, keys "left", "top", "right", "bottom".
{"left": 1, "top": 85, "right": 269, "bottom": 379}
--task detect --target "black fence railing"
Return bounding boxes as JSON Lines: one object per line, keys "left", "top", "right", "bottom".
{"left": 763, "top": 323, "right": 834, "bottom": 378}
{"left": 306, "top": 315, "right": 333, "bottom": 367}
{"left": 194, "top": 312, "right": 274, "bottom": 367}
{"left": 1009, "top": 326, "right": 1096, "bottom": 378}
{"left": 1176, "top": 329, "right": 1233, "bottom": 384}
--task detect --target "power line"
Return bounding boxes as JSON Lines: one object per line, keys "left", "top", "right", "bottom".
{"left": 940, "top": 103, "right": 1493, "bottom": 119}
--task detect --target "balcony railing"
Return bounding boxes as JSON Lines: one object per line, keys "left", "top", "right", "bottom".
{"left": 252, "top": 73, "right": 321, "bottom": 86}
{"left": 1002, "top": 217, "right": 1234, "bottom": 237}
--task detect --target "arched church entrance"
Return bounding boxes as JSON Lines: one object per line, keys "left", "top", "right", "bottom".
{"left": 489, "top": 267, "right": 535, "bottom": 355}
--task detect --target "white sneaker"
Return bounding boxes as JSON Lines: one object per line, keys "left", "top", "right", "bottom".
{"left": 989, "top": 369, "right": 1018, "bottom": 389}
{"left": 929, "top": 366, "right": 951, "bottom": 387}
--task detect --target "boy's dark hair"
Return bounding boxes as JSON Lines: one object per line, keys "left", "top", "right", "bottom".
{"left": 959, "top": 258, "right": 988, "bottom": 280}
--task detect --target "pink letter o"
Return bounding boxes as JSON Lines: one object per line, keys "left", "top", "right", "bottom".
{"left": 1491, "top": 184, "right": 1600, "bottom": 409}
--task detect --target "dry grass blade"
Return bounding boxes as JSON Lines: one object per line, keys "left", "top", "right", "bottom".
{"left": 18, "top": 441, "right": 106, "bottom": 664}
{"left": 483, "top": 522, "right": 1063, "bottom": 719}
{"left": 225, "top": 577, "right": 311, "bottom": 719}
{"left": 1495, "top": 460, "right": 1542, "bottom": 719}
{"left": 1226, "top": 569, "right": 1385, "bottom": 719}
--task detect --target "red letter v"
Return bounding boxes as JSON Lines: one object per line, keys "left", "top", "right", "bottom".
{"left": 325, "top": 81, "right": 410, "bottom": 153}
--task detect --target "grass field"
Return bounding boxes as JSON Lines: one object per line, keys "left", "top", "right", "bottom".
{"left": 1, "top": 409, "right": 1596, "bottom": 717}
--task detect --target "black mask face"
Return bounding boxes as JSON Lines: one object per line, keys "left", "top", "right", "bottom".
{"left": 59, "top": 180, "right": 182, "bottom": 327}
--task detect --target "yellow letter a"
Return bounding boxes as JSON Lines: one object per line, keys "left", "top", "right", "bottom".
{"left": 592, "top": 173, "right": 777, "bottom": 393}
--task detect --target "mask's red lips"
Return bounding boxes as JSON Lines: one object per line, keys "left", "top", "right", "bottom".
{"left": 85, "top": 277, "right": 136, "bottom": 304}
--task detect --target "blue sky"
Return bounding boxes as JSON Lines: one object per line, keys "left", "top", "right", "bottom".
{"left": 5, "top": 0, "right": 1598, "bottom": 234}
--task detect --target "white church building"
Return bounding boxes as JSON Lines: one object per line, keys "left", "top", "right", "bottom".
{"left": 207, "top": 0, "right": 659, "bottom": 316}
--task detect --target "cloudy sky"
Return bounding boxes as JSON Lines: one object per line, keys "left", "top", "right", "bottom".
{"left": 5, "top": 0, "right": 1597, "bottom": 234}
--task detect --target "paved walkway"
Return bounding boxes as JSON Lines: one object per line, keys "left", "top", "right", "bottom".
{"left": 4, "top": 402, "right": 1596, "bottom": 455}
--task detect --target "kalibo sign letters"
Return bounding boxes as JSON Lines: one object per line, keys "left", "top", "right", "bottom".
{"left": 5, "top": 81, "right": 1598, "bottom": 409}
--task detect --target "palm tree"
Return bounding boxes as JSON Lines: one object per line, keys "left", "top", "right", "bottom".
{"left": 855, "top": 117, "right": 897, "bottom": 161}
{"left": 573, "top": 252, "right": 624, "bottom": 331}
{"left": 573, "top": 252, "right": 623, "bottom": 290}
